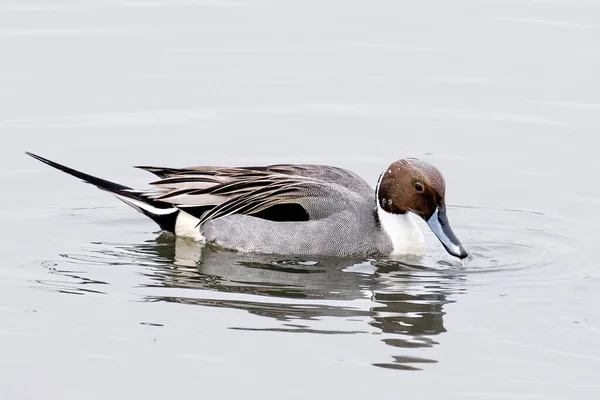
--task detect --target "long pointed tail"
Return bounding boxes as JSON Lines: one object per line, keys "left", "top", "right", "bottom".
{"left": 25, "top": 152, "right": 179, "bottom": 232}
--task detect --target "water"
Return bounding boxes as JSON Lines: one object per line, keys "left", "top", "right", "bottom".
{"left": 1, "top": 0, "right": 600, "bottom": 398}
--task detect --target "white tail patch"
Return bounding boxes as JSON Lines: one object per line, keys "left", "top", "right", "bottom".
{"left": 175, "top": 211, "right": 206, "bottom": 242}
{"left": 114, "top": 194, "right": 177, "bottom": 216}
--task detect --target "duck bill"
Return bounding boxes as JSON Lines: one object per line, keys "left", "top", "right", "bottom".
{"left": 426, "top": 207, "right": 468, "bottom": 259}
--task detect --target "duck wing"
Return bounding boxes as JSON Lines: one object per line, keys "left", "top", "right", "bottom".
{"left": 139, "top": 164, "right": 374, "bottom": 224}
{"left": 137, "top": 163, "right": 373, "bottom": 193}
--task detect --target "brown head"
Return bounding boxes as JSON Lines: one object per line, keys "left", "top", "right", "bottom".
{"left": 377, "top": 159, "right": 468, "bottom": 259}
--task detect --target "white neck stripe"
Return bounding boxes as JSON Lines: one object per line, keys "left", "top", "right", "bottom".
{"left": 377, "top": 204, "right": 425, "bottom": 257}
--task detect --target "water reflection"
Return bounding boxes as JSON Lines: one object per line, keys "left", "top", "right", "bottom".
{"left": 33, "top": 206, "right": 575, "bottom": 370}
{"left": 66, "top": 234, "right": 466, "bottom": 370}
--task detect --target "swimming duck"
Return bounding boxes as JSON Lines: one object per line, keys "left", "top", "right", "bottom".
{"left": 26, "top": 152, "right": 468, "bottom": 259}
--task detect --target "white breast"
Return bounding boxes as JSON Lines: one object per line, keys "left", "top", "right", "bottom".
{"left": 377, "top": 205, "right": 426, "bottom": 257}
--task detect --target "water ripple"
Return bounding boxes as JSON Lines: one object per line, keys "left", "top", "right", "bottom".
{"left": 29, "top": 204, "right": 582, "bottom": 370}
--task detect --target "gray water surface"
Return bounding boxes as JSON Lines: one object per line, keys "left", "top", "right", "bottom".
{"left": 1, "top": 0, "right": 600, "bottom": 399}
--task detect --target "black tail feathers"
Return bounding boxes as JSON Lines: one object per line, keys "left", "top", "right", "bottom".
{"left": 25, "top": 152, "right": 179, "bottom": 232}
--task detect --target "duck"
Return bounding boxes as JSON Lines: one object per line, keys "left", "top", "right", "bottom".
{"left": 25, "top": 152, "right": 468, "bottom": 259}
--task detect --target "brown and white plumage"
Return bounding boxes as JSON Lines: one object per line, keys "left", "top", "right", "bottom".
{"left": 26, "top": 153, "right": 468, "bottom": 259}
{"left": 139, "top": 164, "right": 374, "bottom": 225}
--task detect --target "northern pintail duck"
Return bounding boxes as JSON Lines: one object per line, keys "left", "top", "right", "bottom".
{"left": 26, "top": 152, "right": 468, "bottom": 259}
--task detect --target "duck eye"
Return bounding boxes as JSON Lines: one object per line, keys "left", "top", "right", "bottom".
{"left": 415, "top": 183, "right": 424, "bottom": 192}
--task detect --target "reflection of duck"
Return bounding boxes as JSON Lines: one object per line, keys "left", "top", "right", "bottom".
{"left": 123, "top": 235, "right": 466, "bottom": 370}
{"left": 27, "top": 153, "right": 468, "bottom": 259}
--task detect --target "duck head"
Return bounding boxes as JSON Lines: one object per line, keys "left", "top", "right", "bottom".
{"left": 377, "top": 159, "right": 468, "bottom": 259}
